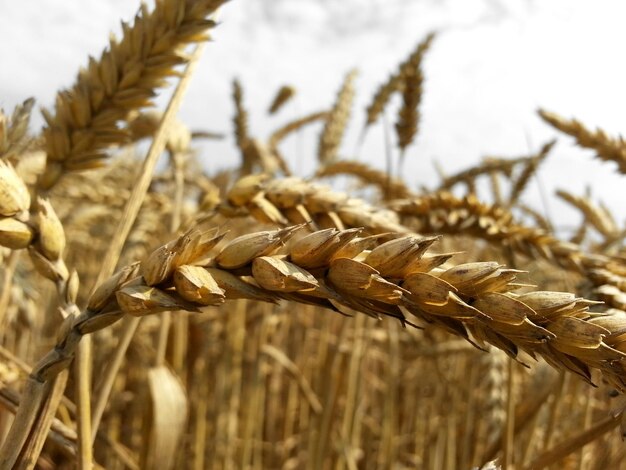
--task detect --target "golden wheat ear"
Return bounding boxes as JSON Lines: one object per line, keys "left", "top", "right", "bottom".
{"left": 538, "top": 108, "right": 626, "bottom": 174}
{"left": 25, "top": 225, "right": 626, "bottom": 392}
{"left": 268, "top": 84, "right": 296, "bottom": 115}
{"left": 318, "top": 69, "right": 357, "bottom": 165}
{"left": 39, "top": 0, "right": 226, "bottom": 190}
{"left": 359, "top": 32, "right": 435, "bottom": 149}
{"left": 0, "top": 98, "right": 36, "bottom": 161}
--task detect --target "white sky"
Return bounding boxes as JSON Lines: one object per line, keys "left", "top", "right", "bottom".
{"left": 1, "top": 0, "right": 625, "bottom": 231}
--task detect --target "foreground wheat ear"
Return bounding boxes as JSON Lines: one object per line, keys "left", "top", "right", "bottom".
{"left": 17, "top": 225, "right": 626, "bottom": 393}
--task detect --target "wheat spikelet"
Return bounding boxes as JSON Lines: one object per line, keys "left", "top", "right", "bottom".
{"left": 318, "top": 69, "right": 357, "bottom": 164}
{"left": 268, "top": 84, "right": 296, "bottom": 114}
{"left": 39, "top": 0, "right": 225, "bottom": 189}
{"left": 315, "top": 160, "right": 414, "bottom": 199}
{"left": 538, "top": 109, "right": 626, "bottom": 174}
{"left": 363, "top": 32, "right": 435, "bottom": 129}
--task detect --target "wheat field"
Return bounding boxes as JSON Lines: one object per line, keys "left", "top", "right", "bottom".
{"left": 2, "top": 1, "right": 626, "bottom": 469}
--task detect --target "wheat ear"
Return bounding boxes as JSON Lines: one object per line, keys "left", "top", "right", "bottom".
{"left": 39, "top": 0, "right": 226, "bottom": 189}
{"left": 394, "top": 34, "right": 433, "bottom": 161}
{"left": 0, "top": 98, "right": 36, "bottom": 161}
{"left": 12, "top": 225, "right": 626, "bottom": 396}
{"left": 389, "top": 192, "right": 626, "bottom": 311}
{"left": 538, "top": 109, "right": 626, "bottom": 174}
{"left": 232, "top": 78, "right": 250, "bottom": 152}
{"left": 207, "top": 175, "right": 409, "bottom": 234}
{"left": 556, "top": 189, "right": 619, "bottom": 241}
{"left": 440, "top": 154, "right": 540, "bottom": 191}
{"left": 268, "top": 84, "right": 296, "bottom": 114}
{"left": 318, "top": 69, "right": 357, "bottom": 164}
{"left": 363, "top": 32, "right": 435, "bottom": 130}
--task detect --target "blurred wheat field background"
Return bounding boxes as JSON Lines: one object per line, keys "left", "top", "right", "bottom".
{"left": 2, "top": 1, "right": 626, "bottom": 469}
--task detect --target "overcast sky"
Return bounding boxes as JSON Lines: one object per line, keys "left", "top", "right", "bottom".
{"left": 1, "top": 0, "right": 625, "bottom": 231}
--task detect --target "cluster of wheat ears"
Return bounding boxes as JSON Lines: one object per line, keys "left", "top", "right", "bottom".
{"left": 2, "top": 1, "right": 626, "bottom": 469}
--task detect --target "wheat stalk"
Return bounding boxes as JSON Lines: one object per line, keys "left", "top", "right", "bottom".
{"left": 507, "top": 140, "right": 555, "bottom": 206}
